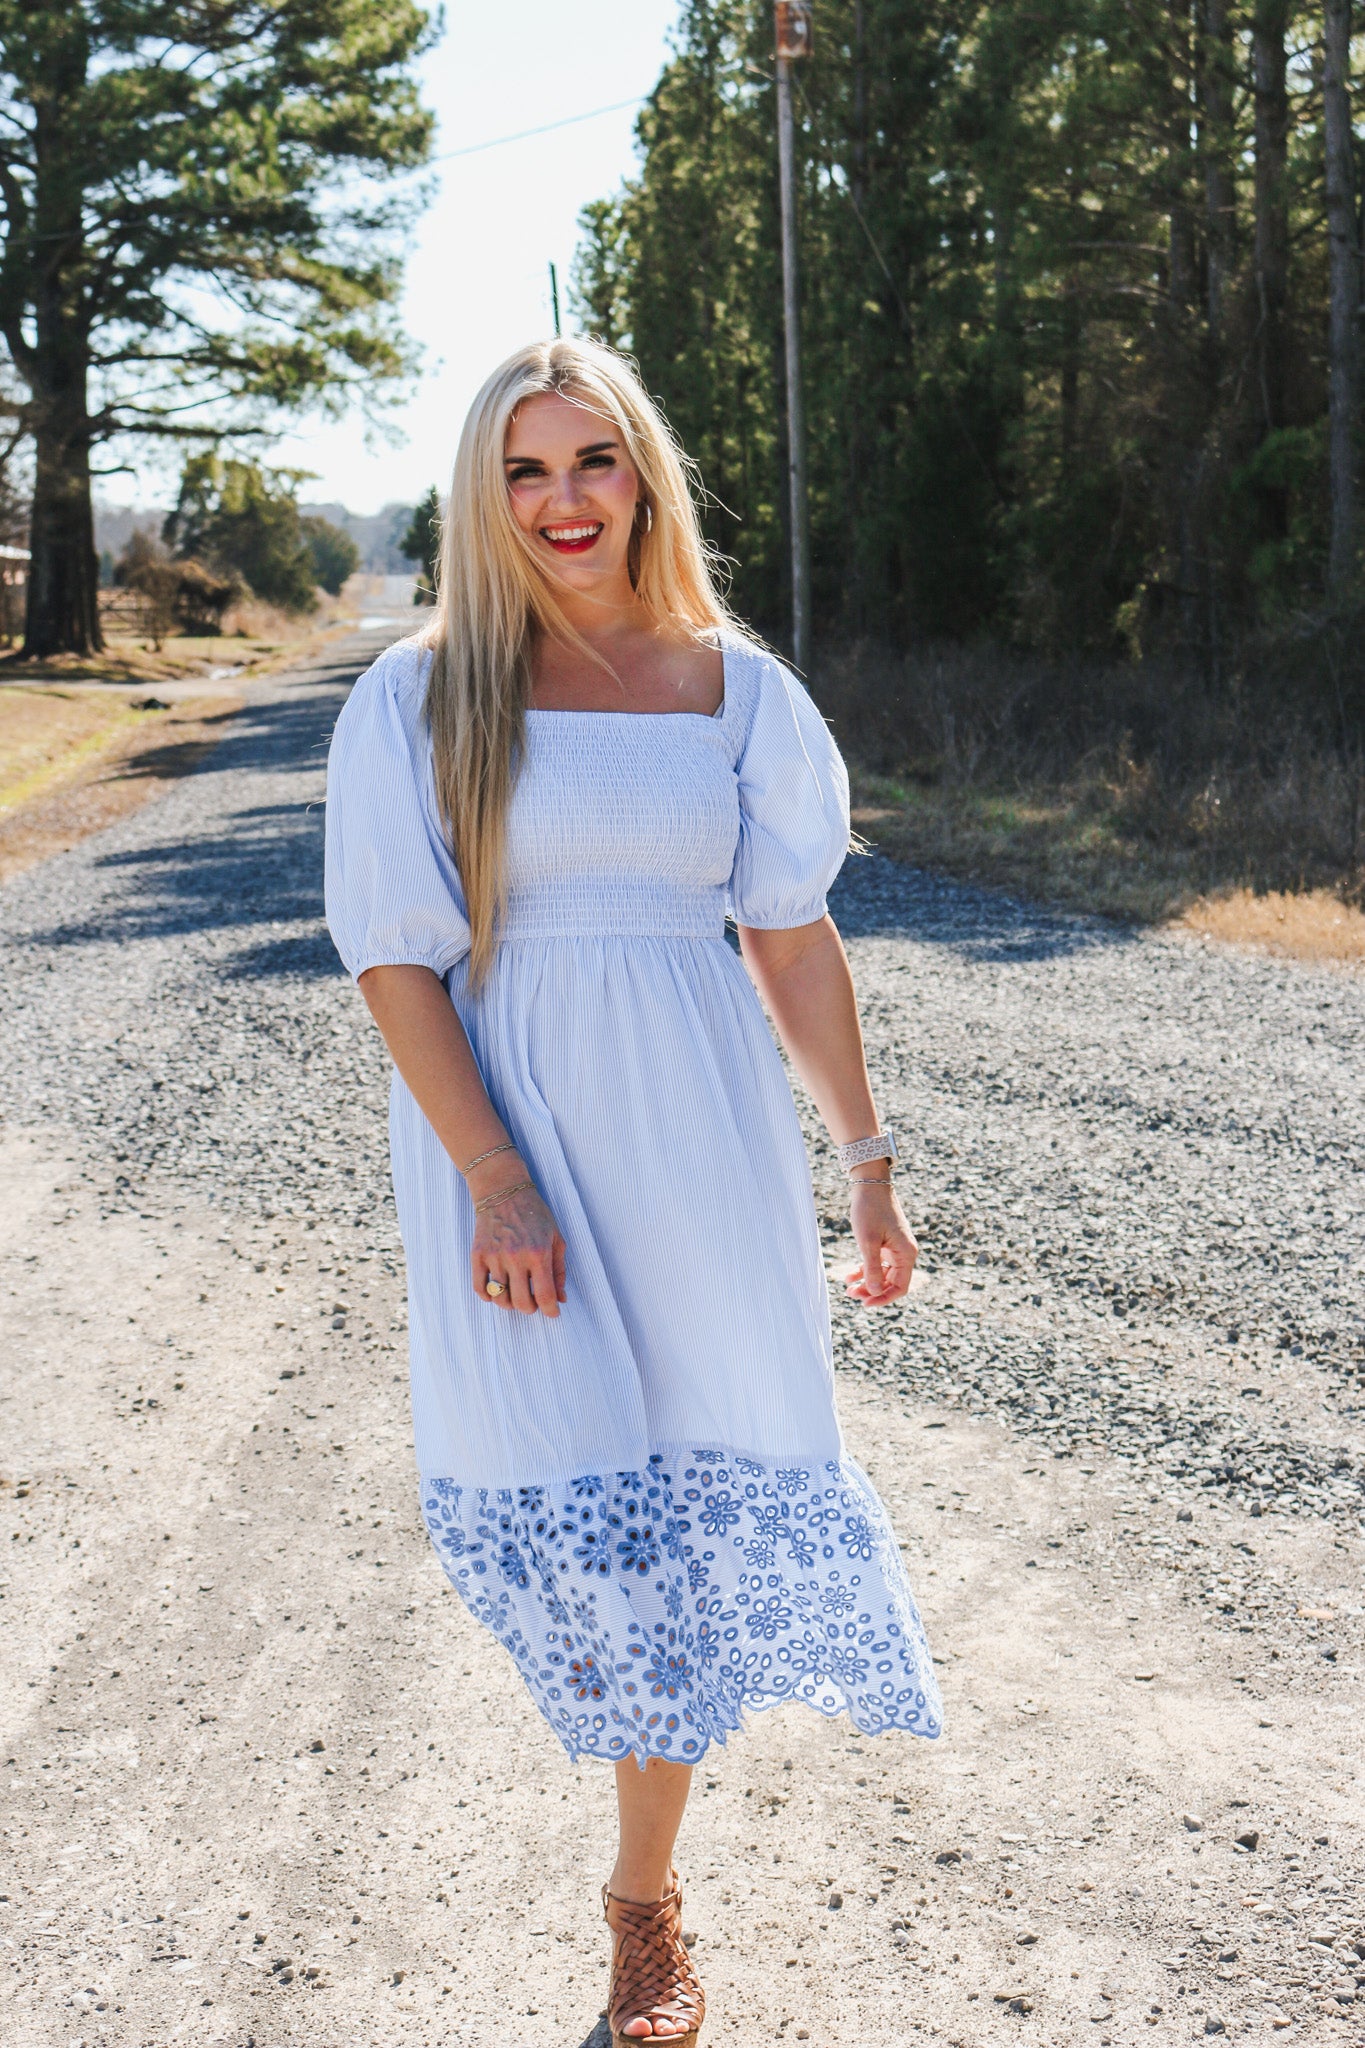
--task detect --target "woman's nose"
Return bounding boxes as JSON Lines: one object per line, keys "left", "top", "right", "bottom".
{"left": 544, "top": 467, "right": 590, "bottom": 512}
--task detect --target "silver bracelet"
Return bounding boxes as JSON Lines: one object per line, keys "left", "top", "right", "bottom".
{"left": 837, "top": 1128, "right": 897, "bottom": 1173}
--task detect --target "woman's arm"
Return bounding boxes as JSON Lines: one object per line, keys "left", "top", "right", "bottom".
{"left": 357, "top": 964, "right": 566, "bottom": 1316}
{"left": 737, "top": 916, "right": 917, "bottom": 1307}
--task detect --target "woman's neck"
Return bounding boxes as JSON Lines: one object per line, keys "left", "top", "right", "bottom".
{"left": 549, "top": 584, "right": 649, "bottom": 648}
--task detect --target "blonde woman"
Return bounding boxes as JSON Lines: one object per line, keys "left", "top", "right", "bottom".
{"left": 324, "top": 338, "right": 941, "bottom": 2045}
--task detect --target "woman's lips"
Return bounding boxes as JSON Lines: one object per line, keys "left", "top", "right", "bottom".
{"left": 540, "top": 522, "right": 603, "bottom": 554}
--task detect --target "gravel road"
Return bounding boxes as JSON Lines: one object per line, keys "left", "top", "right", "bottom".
{"left": 1, "top": 626, "right": 1362, "bottom": 2048}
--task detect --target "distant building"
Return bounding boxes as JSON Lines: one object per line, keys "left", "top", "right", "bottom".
{"left": 0, "top": 541, "right": 29, "bottom": 643}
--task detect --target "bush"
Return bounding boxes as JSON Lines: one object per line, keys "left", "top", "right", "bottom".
{"left": 163, "top": 456, "right": 319, "bottom": 613}
{"left": 301, "top": 514, "right": 359, "bottom": 596}
{"left": 113, "top": 532, "right": 242, "bottom": 644}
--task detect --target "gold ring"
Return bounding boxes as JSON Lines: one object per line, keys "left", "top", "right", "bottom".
{"left": 485, "top": 1277, "right": 505, "bottom": 1298}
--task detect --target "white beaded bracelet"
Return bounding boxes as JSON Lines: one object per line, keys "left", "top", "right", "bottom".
{"left": 837, "top": 1128, "right": 898, "bottom": 1173}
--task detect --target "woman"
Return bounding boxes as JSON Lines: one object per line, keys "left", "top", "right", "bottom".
{"left": 325, "top": 337, "right": 941, "bottom": 2046}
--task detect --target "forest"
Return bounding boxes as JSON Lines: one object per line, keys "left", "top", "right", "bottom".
{"left": 575, "top": 2, "right": 1365, "bottom": 759}
{"left": 571, "top": 0, "right": 1365, "bottom": 918}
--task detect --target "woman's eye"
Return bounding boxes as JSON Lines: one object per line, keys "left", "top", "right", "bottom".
{"left": 507, "top": 465, "right": 542, "bottom": 483}
{"left": 580, "top": 454, "right": 614, "bottom": 471}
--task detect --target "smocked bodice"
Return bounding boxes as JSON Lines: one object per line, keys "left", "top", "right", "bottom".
{"left": 500, "top": 712, "right": 736, "bottom": 941}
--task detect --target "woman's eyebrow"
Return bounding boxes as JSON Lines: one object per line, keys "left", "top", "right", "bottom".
{"left": 504, "top": 439, "right": 619, "bottom": 464}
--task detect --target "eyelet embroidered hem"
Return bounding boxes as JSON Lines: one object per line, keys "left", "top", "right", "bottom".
{"left": 421, "top": 1447, "right": 943, "bottom": 1767}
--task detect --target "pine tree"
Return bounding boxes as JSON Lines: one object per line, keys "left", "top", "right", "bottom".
{"left": 0, "top": 1, "right": 434, "bottom": 656}
{"left": 573, "top": 1, "right": 1358, "bottom": 666}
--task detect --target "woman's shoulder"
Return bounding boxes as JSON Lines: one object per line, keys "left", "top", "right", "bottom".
{"left": 329, "top": 634, "right": 431, "bottom": 778}
{"left": 715, "top": 627, "right": 819, "bottom": 748}
{"left": 332, "top": 637, "right": 433, "bottom": 755}
{"left": 351, "top": 634, "right": 431, "bottom": 707}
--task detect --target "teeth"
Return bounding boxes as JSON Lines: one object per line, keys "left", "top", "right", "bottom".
{"left": 544, "top": 524, "right": 600, "bottom": 541}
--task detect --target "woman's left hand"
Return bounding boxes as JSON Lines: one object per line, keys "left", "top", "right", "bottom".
{"left": 844, "top": 1181, "right": 919, "bottom": 1306}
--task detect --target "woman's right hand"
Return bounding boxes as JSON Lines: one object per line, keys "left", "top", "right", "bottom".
{"left": 470, "top": 1173, "right": 567, "bottom": 1316}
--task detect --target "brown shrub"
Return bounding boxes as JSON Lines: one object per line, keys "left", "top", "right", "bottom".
{"left": 814, "top": 632, "right": 1364, "bottom": 908}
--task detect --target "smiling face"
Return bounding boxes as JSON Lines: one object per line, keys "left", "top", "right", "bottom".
{"left": 503, "top": 390, "right": 642, "bottom": 603}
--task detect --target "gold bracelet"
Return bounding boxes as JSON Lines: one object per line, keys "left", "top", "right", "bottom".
{"left": 474, "top": 1176, "right": 535, "bottom": 1214}
{"left": 462, "top": 1140, "right": 517, "bottom": 1175}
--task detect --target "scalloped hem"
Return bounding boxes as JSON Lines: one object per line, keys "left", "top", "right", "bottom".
{"left": 421, "top": 1445, "right": 944, "bottom": 1767}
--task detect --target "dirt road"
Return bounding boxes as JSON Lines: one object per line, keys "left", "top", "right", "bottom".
{"left": 1, "top": 628, "right": 1362, "bottom": 2047}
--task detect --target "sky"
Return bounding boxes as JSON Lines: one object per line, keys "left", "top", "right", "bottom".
{"left": 109, "top": 2, "right": 680, "bottom": 518}
{"left": 271, "top": 1, "right": 680, "bottom": 516}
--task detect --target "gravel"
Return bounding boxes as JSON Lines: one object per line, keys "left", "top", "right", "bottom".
{"left": 2, "top": 623, "right": 1362, "bottom": 1543}
{"left": 3, "top": 624, "right": 1363, "bottom": 2042}
{"left": 819, "top": 856, "right": 1365, "bottom": 1531}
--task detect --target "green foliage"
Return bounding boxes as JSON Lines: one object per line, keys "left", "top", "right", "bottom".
{"left": 0, "top": 0, "right": 435, "bottom": 430}
{"left": 302, "top": 516, "right": 361, "bottom": 597}
{"left": 573, "top": 0, "right": 1351, "bottom": 667}
{"left": 165, "top": 455, "right": 318, "bottom": 613}
{"left": 398, "top": 485, "right": 441, "bottom": 600}
{"left": 0, "top": 0, "right": 436, "bottom": 651}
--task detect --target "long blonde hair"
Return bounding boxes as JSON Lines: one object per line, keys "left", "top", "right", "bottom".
{"left": 419, "top": 336, "right": 737, "bottom": 986}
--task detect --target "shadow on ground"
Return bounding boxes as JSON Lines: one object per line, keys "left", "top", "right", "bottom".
{"left": 830, "top": 851, "right": 1143, "bottom": 964}
{"left": 23, "top": 689, "right": 348, "bottom": 965}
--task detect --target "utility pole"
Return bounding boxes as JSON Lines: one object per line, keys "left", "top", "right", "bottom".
{"left": 548, "top": 261, "right": 562, "bottom": 339}
{"left": 775, "top": 2, "right": 812, "bottom": 672}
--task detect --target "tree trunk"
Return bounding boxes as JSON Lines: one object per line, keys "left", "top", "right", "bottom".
{"left": 850, "top": 0, "right": 867, "bottom": 213}
{"left": 1167, "top": 0, "right": 1198, "bottom": 317}
{"left": 1323, "top": 0, "right": 1358, "bottom": 592}
{"left": 1198, "top": 0, "right": 1234, "bottom": 678}
{"left": 1158, "top": 1, "right": 1204, "bottom": 664}
{"left": 1060, "top": 284, "right": 1080, "bottom": 471}
{"left": 1252, "top": 0, "right": 1290, "bottom": 537}
{"left": 26, "top": 394, "right": 100, "bottom": 658}
{"left": 21, "top": 11, "right": 101, "bottom": 658}
{"left": 1201, "top": 0, "right": 1234, "bottom": 340}
{"left": 845, "top": 0, "right": 868, "bottom": 633}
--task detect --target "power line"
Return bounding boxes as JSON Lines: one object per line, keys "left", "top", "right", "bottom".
{"left": 430, "top": 97, "right": 645, "bottom": 164}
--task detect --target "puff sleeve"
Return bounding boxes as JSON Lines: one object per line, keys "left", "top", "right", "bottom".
{"left": 728, "top": 652, "right": 851, "bottom": 929}
{"left": 324, "top": 643, "right": 471, "bottom": 982}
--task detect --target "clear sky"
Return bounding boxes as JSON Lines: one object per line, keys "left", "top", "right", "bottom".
{"left": 268, "top": 0, "right": 681, "bottom": 516}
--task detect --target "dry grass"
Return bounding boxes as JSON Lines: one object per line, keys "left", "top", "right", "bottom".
{"left": 0, "top": 688, "right": 146, "bottom": 814}
{"left": 0, "top": 589, "right": 360, "bottom": 689}
{"left": 0, "top": 594, "right": 376, "bottom": 884}
{"left": 1179, "top": 887, "right": 1365, "bottom": 963}
{"left": 848, "top": 768, "right": 1365, "bottom": 969}
{"left": 825, "top": 635, "right": 1365, "bottom": 970}
{"left": 849, "top": 772, "right": 1183, "bottom": 924}
{"left": 0, "top": 689, "right": 244, "bottom": 884}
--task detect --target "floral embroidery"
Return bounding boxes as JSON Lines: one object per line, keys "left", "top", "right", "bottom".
{"left": 421, "top": 1449, "right": 942, "bottom": 1767}
{"left": 698, "top": 1490, "right": 742, "bottom": 1537}
{"left": 838, "top": 1514, "right": 878, "bottom": 1562}
{"left": 573, "top": 1526, "right": 614, "bottom": 1576}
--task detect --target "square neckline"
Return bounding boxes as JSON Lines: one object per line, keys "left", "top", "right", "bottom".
{"left": 525, "top": 637, "right": 731, "bottom": 722}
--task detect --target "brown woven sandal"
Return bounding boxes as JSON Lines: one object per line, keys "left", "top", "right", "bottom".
{"left": 602, "top": 1873, "right": 705, "bottom": 2047}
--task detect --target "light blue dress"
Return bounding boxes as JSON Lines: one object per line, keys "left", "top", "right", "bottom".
{"left": 325, "top": 632, "right": 942, "bottom": 1763}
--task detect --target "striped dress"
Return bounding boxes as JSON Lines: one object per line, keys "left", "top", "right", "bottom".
{"left": 324, "top": 632, "right": 941, "bottom": 1764}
